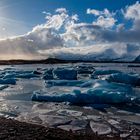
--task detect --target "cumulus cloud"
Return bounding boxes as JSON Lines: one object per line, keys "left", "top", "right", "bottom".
{"left": 87, "top": 8, "right": 113, "bottom": 17}
{"left": 87, "top": 8, "right": 116, "bottom": 28}
{"left": 0, "top": 2, "right": 140, "bottom": 61}
{"left": 125, "top": 1, "right": 140, "bottom": 20}
{"left": 39, "top": 43, "right": 140, "bottom": 61}
{"left": 124, "top": 1, "right": 140, "bottom": 29}
{"left": 92, "top": 16, "right": 116, "bottom": 28}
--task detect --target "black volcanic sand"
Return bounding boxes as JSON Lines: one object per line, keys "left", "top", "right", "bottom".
{"left": 0, "top": 117, "right": 125, "bottom": 140}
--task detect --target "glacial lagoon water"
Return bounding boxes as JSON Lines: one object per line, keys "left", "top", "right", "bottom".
{"left": 0, "top": 63, "right": 140, "bottom": 136}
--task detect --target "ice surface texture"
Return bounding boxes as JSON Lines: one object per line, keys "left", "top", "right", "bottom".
{"left": 91, "top": 69, "right": 121, "bottom": 78}
{"left": 0, "top": 78, "right": 16, "bottom": 85}
{"left": 32, "top": 80, "right": 133, "bottom": 104}
{"left": 107, "top": 72, "right": 140, "bottom": 86}
{"left": 43, "top": 68, "right": 77, "bottom": 80}
{"left": 53, "top": 68, "right": 77, "bottom": 80}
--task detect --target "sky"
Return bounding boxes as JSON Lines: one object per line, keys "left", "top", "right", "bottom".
{"left": 0, "top": 0, "right": 140, "bottom": 60}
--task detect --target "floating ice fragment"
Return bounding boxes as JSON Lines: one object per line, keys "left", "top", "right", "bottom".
{"left": 43, "top": 69, "right": 53, "bottom": 80}
{"left": 91, "top": 70, "right": 121, "bottom": 78}
{"left": 107, "top": 72, "right": 140, "bottom": 86}
{"left": 58, "top": 119, "right": 87, "bottom": 131}
{"left": 53, "top": 68, "right": 77, "bottom": 80}
{"left": 0, "top": 85, "right": 8, "bottom": 90}
{"left": 76, "top": 64, "right": 94, "bottom": 74}
{"left": 90, "top": 121, "right": 112, "bottom": 135}
{"left": 45, "top": 80, "right": 86, "bottom": 87}
{"left": 39, "top": 115, "right": 72, "bottom": 127}
{"left": 0, "top": 78, "right": 16, "bottom": 85}
{"left": 17, "top": 73, "right": 39, "bottom": 79}
{"left": 87, "top": 115, "right": 102, "bottom": 122}
{"left": 32, "top": 80, "right": 133, "bottom": 104}
{"left": 57, "top": 109, "right": 83, "bottom": 117}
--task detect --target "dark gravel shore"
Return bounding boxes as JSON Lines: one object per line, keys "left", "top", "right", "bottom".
{"left": 0, "top": 117, "right": 123, "bottom": 140}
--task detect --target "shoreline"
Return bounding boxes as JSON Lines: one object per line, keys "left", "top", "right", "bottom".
{"left": 0, "top": 117, "right": 123, "bottom": 140}
{"left": 0, "top": 58, "right": 139, "bottom": 65}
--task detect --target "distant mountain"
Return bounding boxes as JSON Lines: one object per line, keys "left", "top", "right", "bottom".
{"left": 0, "top": 57, "right": 139, "bottom": 65}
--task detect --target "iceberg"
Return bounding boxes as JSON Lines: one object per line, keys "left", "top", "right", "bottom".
{"left": 45, "top": 80, "right": 87, "bottom": 87}
{"left": 32, "top": 80, "right": 133, "bottom": 104}
{"left": 0, "top": 85, "right": 8, "bottom": 90}
{"left": 16, "top": 73, "right": 39, "bottom": 79}
{"left": 53, "top": 68, "right": 77, "bottom": 80}
{"left": 76, "top": 64, "right": 94, "bottom": 74}
{"left": 43, "top": 69, "right": 53, "bottom": 80}
{"left": 107, "top": 72, "right": 140, "bottom": 86}
{"left": 91, "top": 69, "right": 121, "bottom": 78}
{"left": 2, "top": 70, "right": 40, "bottom": 79}
{"left": 0, "top": 78, "right": 16, "bottom": 85}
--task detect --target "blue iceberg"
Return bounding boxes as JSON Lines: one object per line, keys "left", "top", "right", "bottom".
{"left": 53, "top": 68, "right": 77, "bottom": 80}
{"left": 0, "top": 78, "right": 16, "bottom": 85}
{"left": 76, "top": 64, "right": 94, "bottom": 74}
{"left": 107, "top": 72, "right": 140, "bottom": 86}
{"left": 45, "top": 80, "right": 86, "bottom": 87}
{"left": 2, "top": 70, "right": 40, "bottom": 79}
{"left": 32, "top": 80, "right": 133, "bottom": 104}
{"left": 91, "top": 70, "right": 121, "bottom": 78}
{"left": 16, "top": 73, "right": 39, "bottom": 79}
{"left": 0, "top": 85, "right": 8, "bottom": 90}
{"left": 43, "top": 69, "right": 53, "bottom": 80}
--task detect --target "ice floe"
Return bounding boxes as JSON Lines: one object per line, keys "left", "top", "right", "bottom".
{"left": 53, "top": 68, "right": 77, "bottom": 80}
{"left": 32, "top": 80, "right": 134, "bottom": 104}
{"left": 106, "top": 72, "right": 140, "bottom": 86}
{"left": 90, "top": 121, "right": 112, "bottom": 135}
{"left": 91, "top": 69, "right": 121, "bottom": 78}
{"left": 58, "top": 119, "right": 87, "bottom": 131}
{"left": 0, "top": 85, "right": 8, "bottom": 90}
{"left": 0, "top": 78, "right": 16, "bottom": 85}
{"left": 45, "top": 80, "right": 87, "bottom": 87}
{"left": 43, "top": 69, "right": 53, "bottom": 80}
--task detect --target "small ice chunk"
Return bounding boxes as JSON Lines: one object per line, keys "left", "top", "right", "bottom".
{"left": 80, "top": 81, "right": 93, "bottom": 87}
{"left": 57, "top": 109, "right": 83, "bottom": 117}
{"left": 108, "top": 119, "right": 119, "bottom": 125}
{"left": 90, "top": 121, "right": 112, "bottom": 135}
{"left": 39, "top": 115, "right": 71, "bottom": 127}
{"left": 120, "top": 133, "right": 130, "bottom": 138}
{"left": 53, "top": 68, "right": 77, "bottom": 80}
{"left": 58, "top": 119, "right": 87, "bottom": 131}
{"left": 87, "top": 115, "right": 102, "bottom": 122}
{"left": 0, "top": 85, "right": 8, "bottom": 90}
{"left": 43, "top": 69, "right": 53, "bottom": 80}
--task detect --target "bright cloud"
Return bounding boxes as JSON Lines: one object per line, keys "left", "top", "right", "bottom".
{"left": 0, "top": 2, "right": 140, "bottom": 61}
{"left": 87, "top": 8, "right": 116, "bottom": 28}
